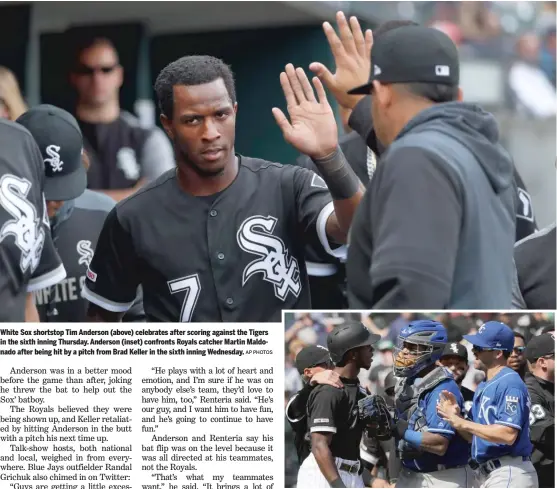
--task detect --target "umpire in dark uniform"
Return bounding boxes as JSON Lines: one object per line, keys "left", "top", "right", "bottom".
{"left": 297, "top": 322, "right": 380, "bottom": 488}
{"left": 524, "top": 333, "right": 555, "bottom": 488}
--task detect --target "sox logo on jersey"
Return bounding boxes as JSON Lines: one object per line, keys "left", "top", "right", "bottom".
{"left": 237, "top": 215, "right": 301, "bottom": 301}
{"left": 77, "top": 240, "right": 94, "bottom": 267}
{"left": 450, "top": 343, "right": 458, "bottom": 354}
{"left": 0, "top": 174, "right": 45, "bottom": 274}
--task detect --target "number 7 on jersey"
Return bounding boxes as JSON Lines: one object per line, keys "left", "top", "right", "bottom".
{"left": 168, "top": 274, "right": 201, "bottom": 322}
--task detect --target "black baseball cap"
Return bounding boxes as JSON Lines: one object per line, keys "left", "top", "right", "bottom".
{"left": 16, "top": 104, "right": 87, "bottom": 201}
{"left": 348, "top": 25, "right": 460, "bottom": 95}
{"left": 295, "top": 345, "right": 331, "bottom": 374}
{"left": 525, "top": 333, "right": 555, "bottom": 363}
{"left": 440, "top": 342, "right": 468, "bottom": 362}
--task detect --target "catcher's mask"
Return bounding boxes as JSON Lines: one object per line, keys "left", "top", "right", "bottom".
{"left": 393, "top": 320, "right": 447, "bottom": 377}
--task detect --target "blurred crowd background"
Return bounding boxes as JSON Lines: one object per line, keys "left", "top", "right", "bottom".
{"left": 0, "top": 0, "right": 554, "bottom": 225}
{"left": 284, "top": 311, "right": 555, "bottom": 487}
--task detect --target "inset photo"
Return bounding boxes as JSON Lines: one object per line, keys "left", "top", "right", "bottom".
{"left": 284, "top": 311, "right": 554, "bottom": 488}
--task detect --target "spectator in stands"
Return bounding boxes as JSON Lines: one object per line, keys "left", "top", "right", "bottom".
{"left": 508, "top": 331, "right": 528, "bottom": 379}
{"left": 509, "top": 33, "right": 557, "bottom": 118}
{"left": 70, "top": 36, "right": 175, "bottom": 201}
{"left": 429, "top": 1, "right": 462, "bottom": 46}
{"left": 539, "top": 27, "right": 556, "bottom": 87}
{"left": 0, "top": 66, "right": 27, "bottom": 121}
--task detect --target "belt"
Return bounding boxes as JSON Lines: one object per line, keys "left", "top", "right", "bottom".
{"left": 338, "top": 461, "right": 361, "bottom": 475}
{"left": 414, "top": 464, "right": 468, "bottom": 474}
{"left": 469, "top": 456, "right": 531, "bottom": 476}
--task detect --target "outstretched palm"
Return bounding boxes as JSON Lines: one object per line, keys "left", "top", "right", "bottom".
{"left": 273, "top": 64, "right": 338, "bottom": 160}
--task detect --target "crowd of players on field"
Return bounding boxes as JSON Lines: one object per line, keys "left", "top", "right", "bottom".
{"left": 0, "top": 12, "right": 555, "bottom": 322}
{"left": 285, "top": 313, "right": 554, "bottom": 488}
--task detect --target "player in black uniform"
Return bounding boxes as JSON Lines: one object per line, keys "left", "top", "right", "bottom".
{"left": 296, "top": 322, "right": 380, "bottom": 488}
{"left": 286, "top": 345, "right": 342, "bottom": 464}
{"left": 83, "top": 55, "right": 363, "bottom": 322}
{"left": 436, "top": 341, "right": 475, "bottom": 415}
{"left": 524, "top": 333, "right": 555, "bottom": 488}
{"left": 0, "top": 118, "right": 66, "bottom": 321}
{"left": 16, "top": 105, "right": 145, "bottom": 322}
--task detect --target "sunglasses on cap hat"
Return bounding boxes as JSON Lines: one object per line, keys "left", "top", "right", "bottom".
{"left": 471, "top": 345, "right": 497, "bottom": 353}
{"left": 74, "top": 63, "right": 118, "bottom": 76}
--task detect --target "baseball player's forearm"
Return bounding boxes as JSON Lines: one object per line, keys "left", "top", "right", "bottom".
{"left": 311, "top": 146, "right": 364, "bottom": 242}
{"left": 25, "top": 293, "right": 40, "bottom": 322}
{"left": 452, "top": 417, "right": 518, "bottom": 445}
{"left": 413, "top": 432, "right": 450, "bottom": 456}
{"left": 312, "top": 435, "right": 344, "bottom": 487}
{"left": 326, "top": 192, "right": 364, "bottom": 244}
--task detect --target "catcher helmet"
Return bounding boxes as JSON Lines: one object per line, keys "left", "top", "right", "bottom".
{"left": 327, "top": 322, "right": 381, "bottom": 365}
{"left": 393, "top": 320, "right": 447, "bottom": 378}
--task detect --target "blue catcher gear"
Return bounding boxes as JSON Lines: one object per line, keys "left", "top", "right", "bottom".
{"left": 393, "top": 320, "right": 447, "bottom": 378}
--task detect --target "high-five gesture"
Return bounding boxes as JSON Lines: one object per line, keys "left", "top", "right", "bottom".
{"left": 273, "top": 64, "right": 338, "bottom": 160}
{"left": 310, "top": 11, "right": 373, "bottom": 110}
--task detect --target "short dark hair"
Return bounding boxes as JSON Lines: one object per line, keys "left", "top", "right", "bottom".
{"left": 513, "top": 331, "right": 526, "bottom": 341}
{"left": 373, "top": 20, "right": 419, "bottom": 38}
{"left": 154, "top": 55, "right": 236, "bottom": 119}
{"left": 70, "top": 35, "right": 118, "bottom": 68}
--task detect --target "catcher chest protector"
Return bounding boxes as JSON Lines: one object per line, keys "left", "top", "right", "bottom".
{"left": 395, "top": 366, "right": 453, "bottom": 423}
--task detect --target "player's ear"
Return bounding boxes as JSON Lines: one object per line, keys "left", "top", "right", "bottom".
{"left": 160, "top": 114, "right": 174, "bottom": 141}
{"left": 457, "top": 87, "right": 464, "bottom": 102}
{"left": 233, "top": 102, "right": 238, "bottom": 114}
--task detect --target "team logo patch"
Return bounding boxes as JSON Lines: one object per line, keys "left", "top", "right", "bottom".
{"left": 0, "top": 174, "right": 45, "bottom": 273}
{"left": 237, "top": 215, "right": 301, "bottom": 301}
{"left": 504, "top": 396, "right": 519, "bottom": 416}
{"left": 76, "top": 240, "right": 94, "bottom": 267}
{"left": 450, "top": 343, "right": 458, "bottom": 354}
{"left": 314, "top": 418, "right": 329, "bottom": 423}
{"left": 310, "top": 173, "right": 328, "bottom": 189}
{"left": 517, "top": 188, "right": 534, "bottom": 222}
{"left": 44, "top": 145, "right": 63, "bottom": 172}
{"left": 86, "top": 268, "right": 97, "bottom": 282}
{"left": 478, "top": 325, "right": 486, "bottom": 334}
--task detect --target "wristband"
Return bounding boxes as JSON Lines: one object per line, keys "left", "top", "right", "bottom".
{"left": 403, "top": 429, "right": 423, "bottom": 448}
{"left": 311, "top": 146, "right": 361, "bottom": 200}
{"left": 330, "top": 478, "right": 346, "bottom": 488}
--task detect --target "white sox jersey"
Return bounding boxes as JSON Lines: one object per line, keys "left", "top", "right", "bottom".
{"left": 0, "top": 119, "right": 65, "bottom": 321}
{"left": 82, "top": 156, "right": 336, "bottom": 322}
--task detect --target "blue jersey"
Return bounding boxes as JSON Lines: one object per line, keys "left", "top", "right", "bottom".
{"left": 403, "top": 377, "right": 470, "bottom": 472}
{"left": 470, "top": 367, "right": 533, "bottom": 463}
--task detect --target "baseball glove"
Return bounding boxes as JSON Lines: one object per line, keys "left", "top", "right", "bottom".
{"left": 358, "top": 394, "right": 393, "bottom": 441}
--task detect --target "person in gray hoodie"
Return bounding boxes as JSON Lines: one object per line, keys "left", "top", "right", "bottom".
{"left": 344, "top": 24, "right": 516, "bottom": 309}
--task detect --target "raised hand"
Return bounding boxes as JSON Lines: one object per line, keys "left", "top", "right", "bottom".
{"left": 436, "top": 389, "right": 461, "bottom": 423}
{"left": 310, "top": 11, "right": 373, "bottom": 110}
{"left": 272, "top": 64, "right": 338, "bottom": 159}
{"left": 310, "top": 370, "right": 343, "bottom": 389}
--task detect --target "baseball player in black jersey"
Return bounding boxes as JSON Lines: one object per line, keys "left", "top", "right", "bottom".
{"left": 16, "top": 105, "right": 145, "bottom": 322}
{"left": 83, "top": 55, "right": 363, "bottom": 322}
{"left": 286, "top": 345, "right": 343, "bottom": 465}
{"left": 524, "top": 333, "right": 555, "bottom": 488}
{"left": 297, "top": 322, "right": 380, "bottom": 488}
{"left": 0, "top": 118, "right": 66, "bottom": 321}
{"left": 437, "top": 341, "right": 475, "bottom": 415}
